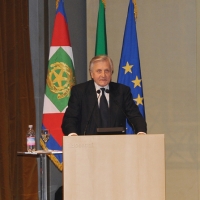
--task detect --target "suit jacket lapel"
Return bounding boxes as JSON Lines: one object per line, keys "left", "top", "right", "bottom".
{"left": 86, "top": 81, "right": 100, "bottom": 127}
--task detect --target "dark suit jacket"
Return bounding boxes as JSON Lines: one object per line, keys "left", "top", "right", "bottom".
{"left": 61, "top": 80, "right": 147, "bottom": 135}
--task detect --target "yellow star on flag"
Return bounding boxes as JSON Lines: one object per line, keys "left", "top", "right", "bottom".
{"left": 133, "top": 94, "right": 144, "bottom": 106}
{"left": 122, "top": 62, "right": 133, "bottom": 74}
{"left": 52, "top": 68, "right": 67, "bottom": 89}
{"left": 131, "top": 76, "right": 142, "bottom": 88}
{"left": 132, "top": 76, "right": 142, "bottom": 88}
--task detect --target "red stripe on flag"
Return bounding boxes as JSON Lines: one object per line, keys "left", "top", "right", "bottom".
{"left": 51, "top": 12, "right": 71, "bottom": 46}
{"left": 42, "top": 113, "right": 64, "bottom": 146}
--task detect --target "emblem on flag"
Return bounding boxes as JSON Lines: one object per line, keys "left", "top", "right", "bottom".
{"left": 47, "top": 62, "right": 75, "bottom": 100}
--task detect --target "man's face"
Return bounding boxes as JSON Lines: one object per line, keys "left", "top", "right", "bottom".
{"left": 90, "top": 61, "right": 112, "bottom": 87}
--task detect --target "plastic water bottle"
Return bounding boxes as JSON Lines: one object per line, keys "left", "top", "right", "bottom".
{"left": 27, "top": 125, "right": 36, "bottom": 152}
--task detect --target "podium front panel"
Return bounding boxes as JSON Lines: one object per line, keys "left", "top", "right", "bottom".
{"left": 63, "top": 134, "right": 165, "bottom": 200}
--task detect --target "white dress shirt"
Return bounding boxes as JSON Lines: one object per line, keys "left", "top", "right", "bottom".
{"left": 94, "top": 82, "right": 109, "bottom": 107}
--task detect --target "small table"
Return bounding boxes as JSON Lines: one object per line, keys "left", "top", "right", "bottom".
{"left": 17, "top": 150, "right": 62, "bottom": 200}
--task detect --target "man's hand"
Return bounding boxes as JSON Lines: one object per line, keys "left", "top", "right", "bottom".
{"left": 137, "top": 132, "right": 146, "bottom": 135}
{"left": 68, "top": 133, "right": 78, "bottom": 136}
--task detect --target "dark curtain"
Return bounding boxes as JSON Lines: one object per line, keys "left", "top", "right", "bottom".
{"left": 0, "top": 0, "right": 38, "bottom": 199}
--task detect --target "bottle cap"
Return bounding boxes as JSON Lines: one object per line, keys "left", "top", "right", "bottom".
{"left": 28, "top": 125, "right": 33, "bottom": 128}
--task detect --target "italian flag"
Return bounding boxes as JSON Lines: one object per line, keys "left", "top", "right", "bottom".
{"left": 40, "top": 0, "right": 75, "bottom": 171}
{"left": 95, "top": 0, "right": 107, "bottom": 55}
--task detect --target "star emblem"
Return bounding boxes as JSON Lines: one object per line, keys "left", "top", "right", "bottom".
{"left": 132, "top": 76, "right": 142, "bottom": 88}
{"left": 52, "top": 68, "right": 67, "bottom": 88}
{"left": 133, "top": 94, "right": 143, "bottom": 106}
{"left": 47, "top": 62, "right": 75, "bottom": 99}
{"left": 122, "top": 62, "right": 133, "bottom": 74}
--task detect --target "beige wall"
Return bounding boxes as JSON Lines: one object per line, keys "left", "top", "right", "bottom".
{"left": 197, "top": 0, "right": 200, "bottom": 199}
{"left": 87, "top": 0, "right": 200, "bottom": 199}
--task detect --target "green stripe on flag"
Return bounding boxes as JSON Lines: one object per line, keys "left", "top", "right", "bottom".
{"left": 95, "top": 0, "right": 107, "bottom": 55}
{"left": 46, "top": 47, "right": 75, "bottom": 112}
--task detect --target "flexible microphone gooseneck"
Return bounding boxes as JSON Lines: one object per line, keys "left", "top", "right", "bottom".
{"left": 105, "top": 89, "right": 135, "bottom": 131}
{"left": 83, "top": 90, "right": 101, "bottom": 135}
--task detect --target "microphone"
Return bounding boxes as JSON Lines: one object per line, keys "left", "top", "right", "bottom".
{"left": 97, "top": 89, "right": 101, "bottom": 95}
{"left": 83, "top": 90, "right": 101, "bottom": 135}
{"left": 105, "top": 89, "right": 109, "bottom": 93}
{"left": 105, "top": 89, "right": 135, "bottom": 131}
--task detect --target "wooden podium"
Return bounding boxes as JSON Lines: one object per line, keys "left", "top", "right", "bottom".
{"left": 63, "top": 134, "right": 165, "bottom": 200}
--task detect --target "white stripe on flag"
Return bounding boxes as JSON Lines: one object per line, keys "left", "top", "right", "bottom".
{"left": 49, "top": 46, "right": 74, "bottom": 67}
{"left": 43, "top": 95, "right": 60, "bottom": 113}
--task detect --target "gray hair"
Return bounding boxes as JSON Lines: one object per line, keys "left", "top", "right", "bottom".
{"left": 89, "top": 55, "right": 114, "bottom": 73}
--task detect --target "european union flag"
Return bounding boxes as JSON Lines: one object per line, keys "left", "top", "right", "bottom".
{"left": 117, "top": 0, "right": 145, "bottom": 134}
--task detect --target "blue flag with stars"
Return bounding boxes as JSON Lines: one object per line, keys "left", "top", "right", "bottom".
{"left": 117, "top": 0, "right": 145, "bottom": 134}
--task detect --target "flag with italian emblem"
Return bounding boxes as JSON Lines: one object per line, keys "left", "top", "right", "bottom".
{"left": 40, "top": 0, "right": 76, "bottom": 171}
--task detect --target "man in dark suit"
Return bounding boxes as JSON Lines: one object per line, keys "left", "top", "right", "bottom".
{"left": 61, "top": 55, "right": 147, "bottom": 135}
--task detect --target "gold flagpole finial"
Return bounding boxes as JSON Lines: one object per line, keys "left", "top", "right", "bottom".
{"left": 132, "top": 0, "right": 138, "bottom": 19}
{"left": 56, "top": 0, "right": 60, "bottom": 10}
{"left": 102, "top": 0, "right": 106, "bottom": 8}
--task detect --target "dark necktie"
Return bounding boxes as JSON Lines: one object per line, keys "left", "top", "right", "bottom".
{"left": 100, "top": 88, "right": 109, "bottom": 127}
